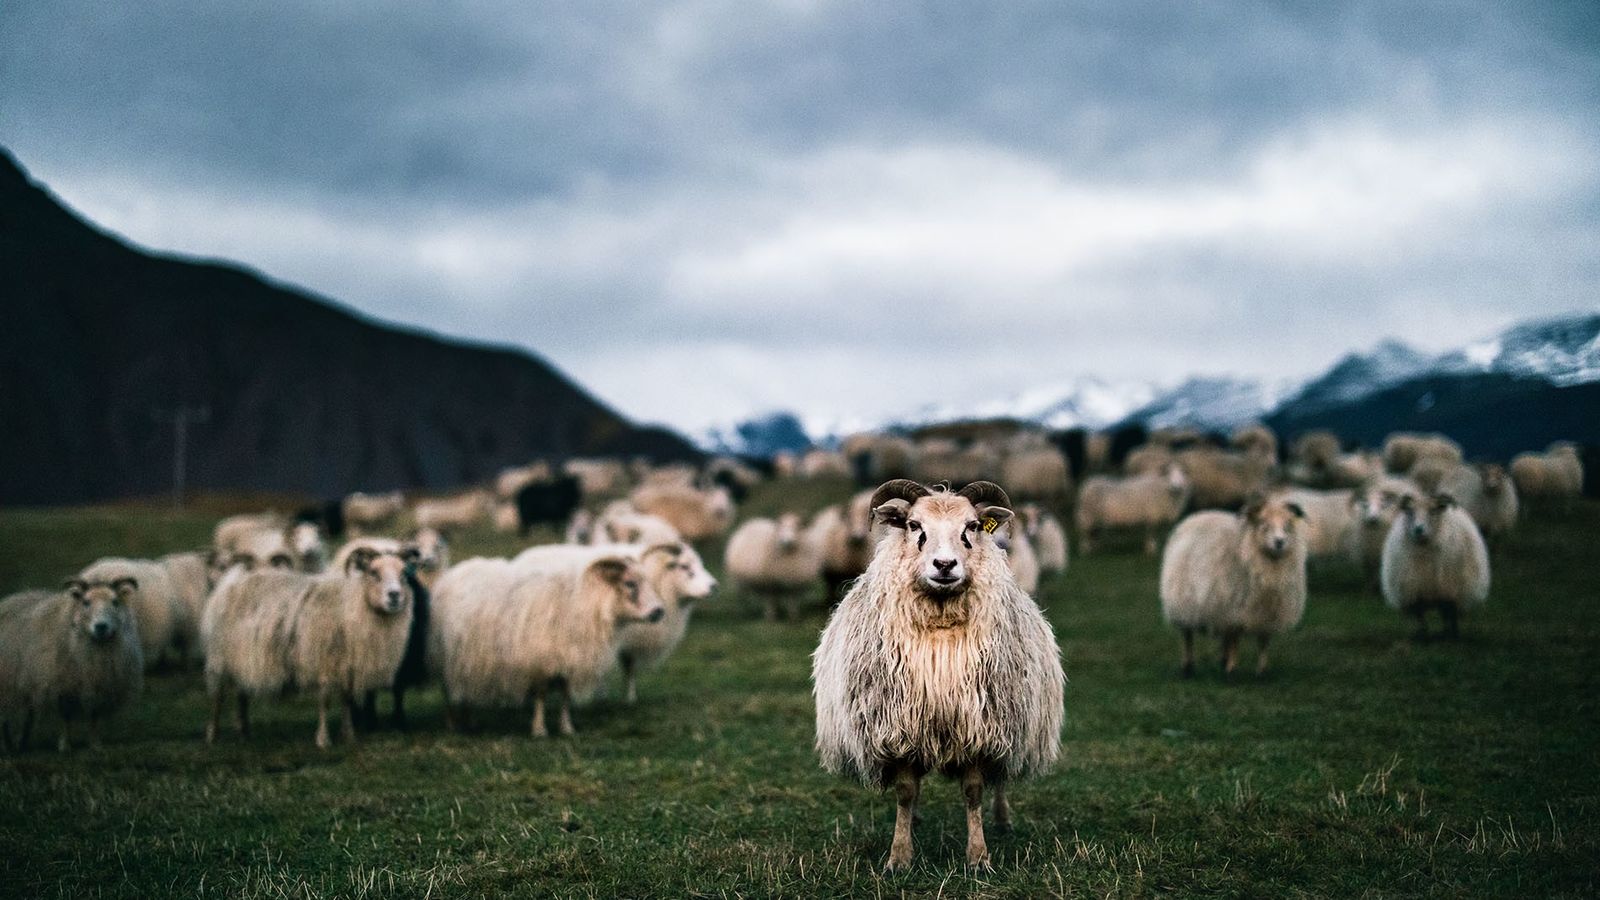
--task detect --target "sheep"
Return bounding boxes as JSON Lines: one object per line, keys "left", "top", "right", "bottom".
{"left": 812, "top": 480, "right": 1064, "bottom": 871}
{"left": 202, "top": 546, "right": 417, "bottom": 748}
{"left": 1160, "top": 495, "right": 1309, "bottom": 677}
{"left": 1278, "top": 488, "right": 1355, "bottom": 560}
{"left": 413, "top": 489, "right": 492, "bottom": 532}
{"left": 629, "top": 483, "right": 734, "bottom": 542}
{"left": 1345, "top": 478, "right": 1423, "bottom": 588}
{"left": 1407, "top": 456, "right": 1457, "bottom": 493}
{"left": 994, "top": 520, "right": 1040, "bottom": 594}
{"left": 1441, "top": 464, "right": 1519, "bottom": 538}
{"left": 515, "top": 541, "right": 717, "bottom": 703}
{"left": 1000, "top": 447, "right": 1071, "bottom": 503}
{"left": 0, "top": 579, "right": 143, "bottom": 752}
{"left": 565, "top": 508, "right": 597, "bottom": 544}
{"left": 563, "top": 458, "right": 630, "bottom": 496}
{"left": 1510, "top": 443, "right": 1584, "bottom": 500}
{"left": 213, "top": 513, "right": 285, "bottom": 555}
{"left": 1381, "top": 492, "right": 1490, "bottom": 640}
{"left": 914, "top": 441, "right": 1000, "bottom": 487}
{"left": 288, "top": 521, "right": 328, "bottom": 572}
{"left": 157, "top": 551, "right": 217, "bottom": 665}
{"left": 1076, "top": 464, "right": 1191, "bottom": 555}
{"left": 343, "top": 491, "right": 406, "bottom": 535}
{"left": 725, "top": 513, "right": 823, "bottom": 620}
{"left": 1290, "top": 430, "right": 1342, "bottom": 474}
{"left": 78, "top": 558, "right": 185, "bottom": 671}
{"left": 212, "top": 513, "right": 300, "bottom": 571}
{"left": 1230, "top": 424, "right": 1279, "bottom": 463}
{"left": 492, "top": 500, "right": 521, "bottom": 533}
{"left": 811, "top": 490, "right": 878, "bottom": 602}
{"left": 847, "top": 435, "right": 918, "bottom": 485}
{"left": 328, "top": 532, "right": 443, "bottom": 726}
{"left": 1383, "top": 433, "right": 1463, "bottom": 475}
{"left": 408, "top": 527, "right": 451, "bottom": 588}
{"left": 429, "top": 554, "right": 663, "bottom": 737}
{"left": 1176, "top": 446, "right": 1275, "bottom": 510}
{"left": 1018, "top": 504, "right": 1069, "bottom": 574}
{"left": 798, "top": 449, "right": 852, "bottom": 480}
{"left": 515, "top": 475, "right": 584, "bottom": 535}
{"left": 1122, "top": 443, "right": 1175, "bottom": 476}
{"left": 589, "top": 502, "right": 682, "bottom": 546}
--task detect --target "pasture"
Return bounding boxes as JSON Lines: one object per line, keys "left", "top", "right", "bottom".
{"left": 1, "top": 482, "right": 1596, "bottom": 898}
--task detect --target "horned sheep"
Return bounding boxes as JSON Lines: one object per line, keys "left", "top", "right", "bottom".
{"left": 1440, "top": 464, "right": 1519, "bottom": 538}
{"left": 1160, "top": 496, "right": 1309, "bottom": 677}
{"left": 0, "top": 579, "right": 143, "bottom": 752}
{"left": 812, "top": 481, "right": 1064, "bottom": 871}
{"left": 201, "top": 546, "right": 417, "bottom": 748}
{"left": 78, "top": 558, "right": 186, "bottom": 671}
{"left": 1381, "top": 492, "right": 1490, "bottom": 640}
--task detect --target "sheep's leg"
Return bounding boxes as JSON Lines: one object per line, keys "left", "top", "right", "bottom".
{"left": 556, "top": 683, "right": 576, "bottom": 737}
{"left": 530, "top": 684, "right": 548, "bottom": 738}
{"left": 1143, "top": 527, "right": 1159, "bottom": 556}
{"left": 206, "top": 686, "right": 224, "bottom": 745}
{"left": 962, "top": 765, "right": 991, "bottom": 868}
{"left": 621, "top": 655, "right": 638, "bottom": 705}
{"left": 1441, "top": 604, "right": 1460, "bottom": 640}
{"left": 1255, "top": 634, "right": 1272, "bottom": 676}
{"left": 992, "top": 778, "right": 1013, "bottom": 835}
{"left": 236, "top": 692, "right": 251, "bottom": 738}
{"left": 361, "top": 690, "right": 379, "bottom": 730}
{"left": 763, "top": 593, "right": 779, "bottom": 622}
{"left": 886, "top": 765, "right": 921, "bottom": 872}
{"left": 1221, "top": 632, "right": 1240, "bottom": 676}
{"left": 784, "top": 594, "right": 801, "bottom": 622}
{"left": 392, "top": 687, "right": 409, "bottom": 731}
{"left": 1180, "top": 629, "right": 1196, "bottom": 678}
{"left": 314, "top": 687, "right": 332, "bottom": 750}
{"left": 1411, "top": 608, "right": 1430, "bottom": 643}
{"left": 1078, "top": 528, "right": 1093, "bottom": 556}
{"left": 341, "top": 693, "right": 358, "bottom": 744}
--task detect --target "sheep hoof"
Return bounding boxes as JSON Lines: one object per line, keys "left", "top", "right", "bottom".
{"left": 883, "top": 854, "right": 911, "bottom": 874}
{"left": 966, "top": 849, "right": 992, "bottom": 869}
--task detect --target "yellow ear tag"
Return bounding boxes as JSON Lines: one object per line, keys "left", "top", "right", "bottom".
{"left": 982, "top": 518, "right": 998, "bottom": 534}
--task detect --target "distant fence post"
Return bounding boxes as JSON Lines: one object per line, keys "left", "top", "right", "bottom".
{"left": 152, "top": 405, "right": 211, "bottom": 509}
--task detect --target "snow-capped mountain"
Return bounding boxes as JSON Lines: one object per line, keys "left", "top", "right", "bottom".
{"left": 702, "top": 311, "right": 1600, "bottom": 451}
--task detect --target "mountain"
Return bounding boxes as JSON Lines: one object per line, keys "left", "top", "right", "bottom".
{"left": 1117, "top": 375, "right": 1296, "bottom": 432}
{"left": 0, "top": 149, "right": 698, "bottom": 505}
{"left": 701, "top": 412, "right": 813, "bottom": 457}
{"left": 1280, "top": 339, "right": 1437, "bottom": 415}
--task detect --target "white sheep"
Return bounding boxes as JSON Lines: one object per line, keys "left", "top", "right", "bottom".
{"left": 999, "top": 447, "right": 1071, "bottom": 502}
{"left": 429, "top": 554, "right": 663, "bottom": 736}
{"left": 629, "top": 484, "right": 734, "bottom": 542}
{"left": 412, "top": 489, "right": 492, "bottom": 532}
{"left": 1076, "top": 464, "right": 1191, "bottom": 555}
{"left": 514, "top": 541, "right": 717, "bottom": 703}
{"left": 1381, "top": 492, "right": 1490, "bottom": 640}
{"left": 78, "top": 557, "right": 184, "bottom": 671}
{"left": 813, "top": 481, "right": 1064, "bottom": 871}
{"left": 343, "top": 491, "right": 406, "bottom": 535}
{"left": 1018, "top": 504, "right": 1069, "bottom": 575}
{"left": 0, "top": 579, "right": 143, "bottom": 752}
{"left": 1160, "top": 496, "right": 1309, "bottom": 677}
{"left": 201, "top": 546, "right": 417, "bottom": 748}
{"left": 994, "top": 519, "right": 1040, "bottom": 594}
{"left": 589, "top": 501, "right": 682, "bottom": 546}
{"left": 1383, "top": 432, "right": 1463, "bottom": 475}
{"left": 725, "top": 513, "right": 823, "bottom": 620}
{"left": 1510, "top": 443, "right": 1584, "bottom": 500}
{"left": 811, "top": 489, "right": 878, "bottom": 602}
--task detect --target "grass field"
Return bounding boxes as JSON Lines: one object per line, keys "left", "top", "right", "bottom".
{"left": 1, "top": 481, "right": 1597, "bottom": 897}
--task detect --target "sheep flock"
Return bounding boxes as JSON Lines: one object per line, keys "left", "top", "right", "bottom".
{"left": 0, "top": 424, "right": 1588, "bottom": 874}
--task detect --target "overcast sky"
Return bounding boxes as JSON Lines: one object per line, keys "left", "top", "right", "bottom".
{"left": 4, "top": 2, "right": 1598, "bottom": 432}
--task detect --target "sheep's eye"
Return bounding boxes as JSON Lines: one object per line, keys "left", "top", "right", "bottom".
{"left": 80, "top": 599, "right": 90, "bottom": 608}
{"left": 907, "top": 521, "right": 921, "bottom": 532}
{"left": 965, "top": 521, "right": 979, "bottom": 532}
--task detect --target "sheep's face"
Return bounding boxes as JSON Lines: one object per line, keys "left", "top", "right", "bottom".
{"left": 1481, "top": 465, "right": 1508, "bottom": 493}
{"left": 290, "top": 522, "right": 324, "bottom": 559}
{"left": 347, "top": 548, "right": 416, "bottom": 615}
{"left": 1243, "top": 497, "right": 1305, "bottom": 560}
{"left": 1397, "top": 493, "right": 1456, "bottom": 546}
{"left": 1162, "top": 464, "right": 1189, "bottom": 496}
{"left": 568, "top": 509, "right": 595, "bottom": 543}
{"left": 589, "top": 558, "right": 666, "bottom": 624}
{"left": 1353, "top": 484, "right": 1410, "bottom": 528}
{"left": 410, "top": 528, "right": 447, "bottom": 570}
{"left": 644, "top": 542, "right": 717, "bottom": 604}
{"left": 774, "top": 513, "right": 803, "bottom": 552}
{"left": 877, "top": 494, "right": 1012, "bottom": 598}
{"left": 846, "top": 493, "right": 875, "bottom": 545}
{"left": 66, "top": 577, "right": 137, "bottom": 645}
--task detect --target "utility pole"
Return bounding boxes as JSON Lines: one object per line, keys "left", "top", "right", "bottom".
{"left": 152, "top": 405, "right": 211, "bottom": 509}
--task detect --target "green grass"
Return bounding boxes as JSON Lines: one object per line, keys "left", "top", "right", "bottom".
{"left": 1, "top": 487, "right": 1597, "bottom": 897}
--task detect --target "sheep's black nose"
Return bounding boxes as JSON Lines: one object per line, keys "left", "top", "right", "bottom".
{"left": 933, "top": 557, "right": 957, "bottom": 573}
{"left": 647, "top": 608, "right": 665, "bottom": 623}
{"left": 92, "top": 622, "right": 112, "bottom": 639}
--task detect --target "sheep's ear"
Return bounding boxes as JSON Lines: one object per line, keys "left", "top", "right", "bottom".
{"left": 398, "top": 546, "right": 422, "bottom": 565}
{"left": 589, "top": 557, "right": 630, "bottom": 585}
{"left": 874, "top": 499, "right": 909, "bottom": 529}
{"left": 1286, "top": 502, "right": 1307, "bottom": 520}
{"left": 64, "top": 578, "right": 88, "bottom": 598}
{"left": 111, "top": 577, "right": 139, "bottom": 597}
{"left": 1397, "top": 493, "right": 1417, "bottom": 513}
{"left": 346, "top": 547, "right": 377, "bottom": 574}
{"left": 1242, "top": 493, "right": 1267, "bottom": 521}
{"left": 977, "top": 506, "right": 1014, "bottom": 533}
